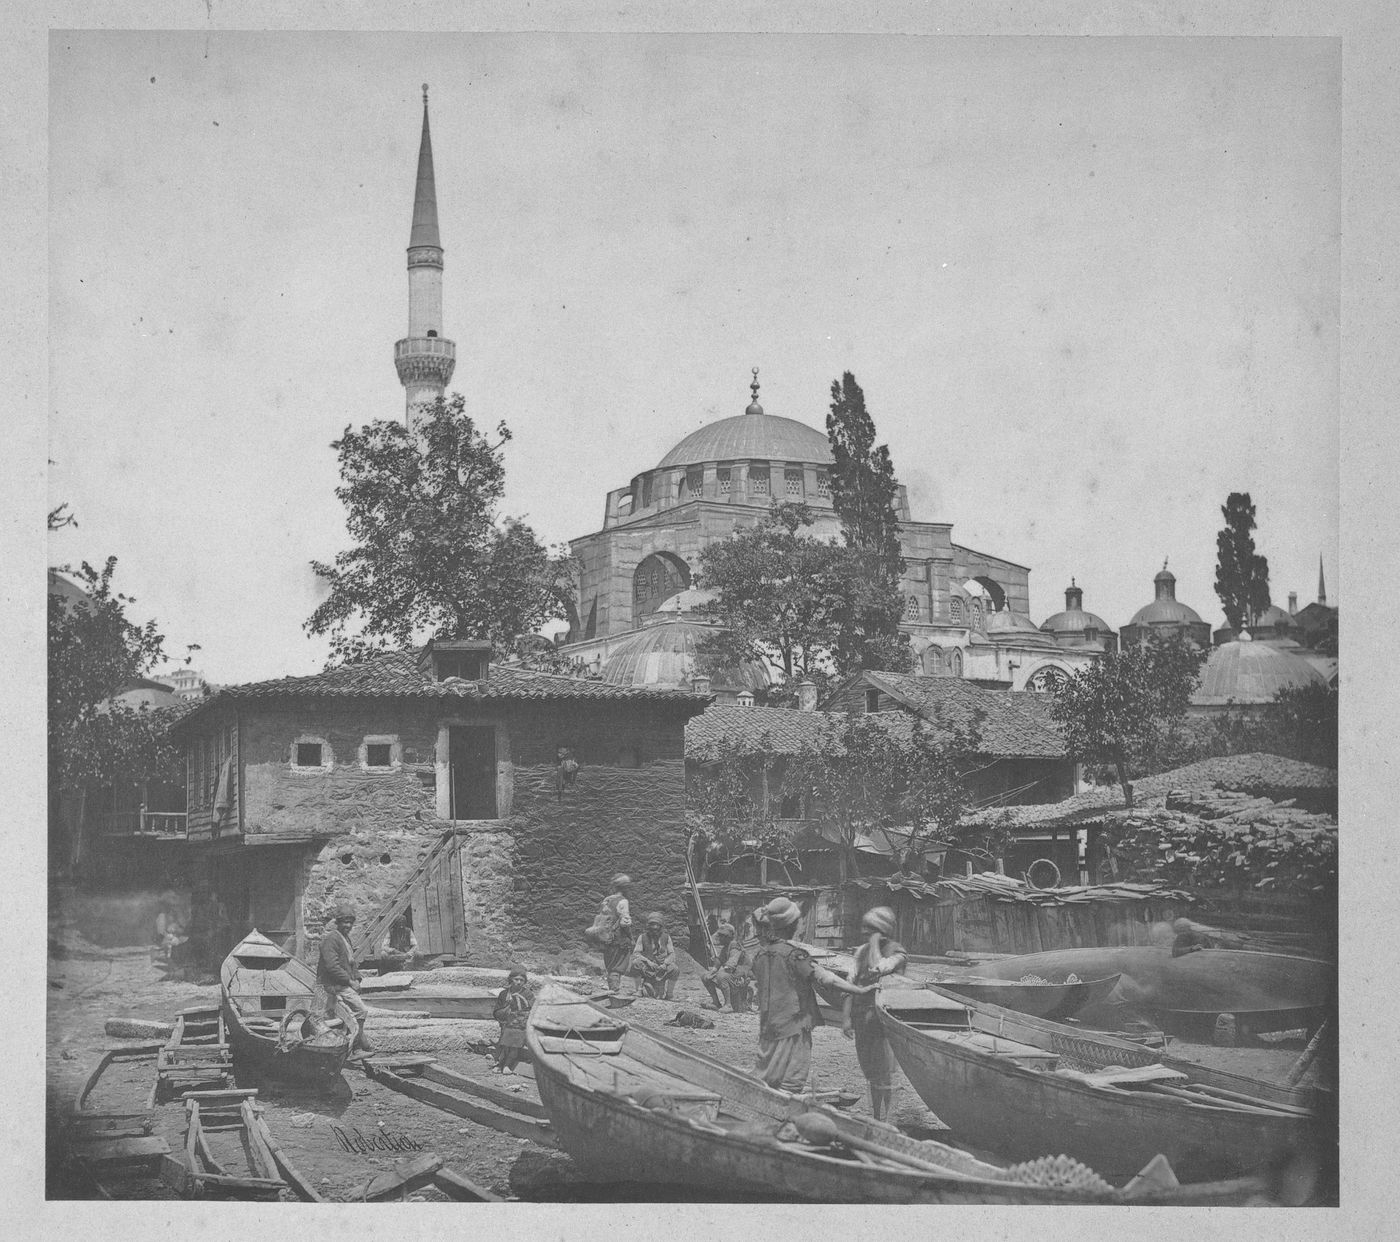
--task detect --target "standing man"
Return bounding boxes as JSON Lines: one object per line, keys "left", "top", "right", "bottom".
{"left": 631, "top": 911, "right": 680, "bottom": 999}
{"left": 700, "top": 922, "right": 748, "bottom": 1011}
{"left": 750, "top": 897, "right": 872, "bottom": 1094}
{"left": 595, "top": 874, "right": 635, "bottom": 993}
{"left": 317, "top": 903, "right": 375, "bottom": 1058}
{"left": 841, "top": 906, "right": 907, "bottom": 1120}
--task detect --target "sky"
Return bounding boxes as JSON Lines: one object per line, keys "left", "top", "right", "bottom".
{"left": 47, "top": 31, "right": 1340, "bottom": 685}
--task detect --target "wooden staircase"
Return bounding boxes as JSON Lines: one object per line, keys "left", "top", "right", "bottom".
{"left": 352, "top": 830, "right": 461, "bottom": 963}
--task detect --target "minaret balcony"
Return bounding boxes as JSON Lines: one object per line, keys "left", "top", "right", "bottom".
{"left": 395, "top": 336, "right": 457, "bottom": 385}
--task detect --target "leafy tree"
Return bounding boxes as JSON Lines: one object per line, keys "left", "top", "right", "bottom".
{"left": 688, "top": 734, "right": 795, "bottom": 870}
{"left": 825, "top": 372, "right": 909, "bottom": 671}
{"left": 1272, "top": 682, "right": 1338, "bottom": 770}
{"left": 49, "top": 557, "right": 181, "bottom": 870}
{"left": 307, "top": 394, "right": 572, "bottom": 660}
{"left": 1214, "top": 492, "right": 1271, "bottom": 631}
{"left": 697, "top": 503, "right": 852, "bottom": 689}
{"left": 1050, "top": 634, "right": 1208, "bottom": 808}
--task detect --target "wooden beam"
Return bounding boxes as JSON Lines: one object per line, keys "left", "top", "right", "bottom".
{"left": 418, "top": 1063, "right": 548, "bottom": 1118}
{"left": 431, "top": 1167, "right": 506, "bottom": 1202}
{"left": 365, "top": 1063, "right": 556, "bottom": 1146}
{"left": 356, "top": 1152, "right": 444, "bottom": 1202}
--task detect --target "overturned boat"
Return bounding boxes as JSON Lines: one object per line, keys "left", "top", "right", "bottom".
{"left": 879, "top": 986, "right": 1324, "bottom": 1186}
{"left": 526, "top": 984, "right": 1266, "bottom": 1204}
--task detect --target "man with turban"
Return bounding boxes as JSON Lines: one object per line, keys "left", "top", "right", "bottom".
{"left": 630, "top": 911, "right": 680, "bottom": 999}
{"left": 587, "top": 874, "right": 636, "bottom": 992}
{"left": 750, "top": 897, "right": 873, "bottom": 1093}
{"left": 316, "top": 902, "right": 375, "bottom": 1057}
{"left": 841, "top": 906, "right": 907, "bottom": 1119}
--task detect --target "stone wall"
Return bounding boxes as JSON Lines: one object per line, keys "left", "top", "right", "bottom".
{"left": 224, "top": 697, "right": 696, "bottom": 964}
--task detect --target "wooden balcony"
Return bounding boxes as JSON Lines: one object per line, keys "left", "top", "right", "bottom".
{"left": 98, "top": 810, "right": 190, "bottom": 840}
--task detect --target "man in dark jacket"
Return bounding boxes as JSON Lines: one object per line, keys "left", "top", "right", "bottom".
{"left": 318, "top": 903, "right": 374, "bottom": 1056}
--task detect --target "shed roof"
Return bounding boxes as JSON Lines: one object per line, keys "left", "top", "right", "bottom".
{"left": 862, "top": 671, "right": 1067, "bottom": 758}
{"left": 175, "top": 649, "right": 710, "bottom": 733}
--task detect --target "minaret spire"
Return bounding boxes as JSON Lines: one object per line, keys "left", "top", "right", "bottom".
{"left": 395, "top": 84, "right": 456, "bottom": 426}
{"left": 1317, "top": 555, "right": 1327, "bottom": 606}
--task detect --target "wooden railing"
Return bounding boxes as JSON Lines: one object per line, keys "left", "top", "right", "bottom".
{"left": 99, "top": 809, "right": 190, "bottom": 839}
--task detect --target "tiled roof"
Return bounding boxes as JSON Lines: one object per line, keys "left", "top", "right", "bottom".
{"left": 686, "top": 705, "right": 918, "bottom": 761}
{"left": 174, "top": 650, "right": 710, "bottom": 731}
{"left": 863, "top": 672, "right": 1067, "bottom": 759}
{"left": 966, "top": 752, "right": 1338, "bottom": 828}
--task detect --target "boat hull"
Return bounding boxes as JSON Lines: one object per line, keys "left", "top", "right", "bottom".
{"left": 221, "top": 996, "right": 350, "bottom": 1083}
{"left": 528, "top": 987, "right": 1262, "bottom": 1205}
{"left": 880, "top": 999, "right": 1315, "bottom": 1183}
{"left": 926, "top": 973, "right": 1121, "bottom": 1021}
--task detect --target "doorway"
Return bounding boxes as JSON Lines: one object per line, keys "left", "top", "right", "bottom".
{"left": 448, "top": 726, "right": 497, "bottom": 820}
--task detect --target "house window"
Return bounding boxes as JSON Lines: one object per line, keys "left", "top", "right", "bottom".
{"left": 717, "top": 467, "right": 731, "bottom": 495}
{"left": 785, "top": 469, "right": 803, "bottom": 497}
{"left": 816, "top": 470, "right": 830, "bottom": 497}
{"left": 865, "top": 688, "right": 881, "bottom": 713}
{"left": 365, "top": 743, "right": 393, "bottom": 768}
{"left": 295, "top": 742, "right": 323, "bottom": 768}
{"left": 687, "top": 467, "right": 704, "bottom": 496}
{"left": 750, "top": 467, "right": 770, "bottom": 496}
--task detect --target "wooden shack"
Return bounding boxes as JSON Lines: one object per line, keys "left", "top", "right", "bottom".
{"left": 848, "top": 874, "right": 1192, "bottom": 957}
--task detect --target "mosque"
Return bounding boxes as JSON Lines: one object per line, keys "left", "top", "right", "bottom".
{"left": 389, "top": 92, "right": 1103, "bottom": 700}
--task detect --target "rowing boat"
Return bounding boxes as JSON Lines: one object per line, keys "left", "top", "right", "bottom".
{"left": 878, "top": 986, "right": 1320, "bottom": 1184}
{"left": 526, "top": 984, "right": 1265, "bottom": 1204}
{"left": 958, "top": 947, "right": 1331, "bottom": 1029}
{"left": 220, "top": 929, "right": 350, "bottom": 1083}
{"left": 361, "top": 972, "right": 635, "bottom": 1018}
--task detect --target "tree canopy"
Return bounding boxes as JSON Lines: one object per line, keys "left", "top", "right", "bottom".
{"left": 48, "top": 556, "right": 185, "bottom": 869}
{"left": 1214, "top": 492, "right": 1271, "bottom": 631}
{"left": 306, "top": 394, "right": 572, "bottom": 665}
{"left": 1049, "top": 634, "right": 1208, "bottom": 807}
{"left": 825, "top": 373, "right": 910, "bottom": 673}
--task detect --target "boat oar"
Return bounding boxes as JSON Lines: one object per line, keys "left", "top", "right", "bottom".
{"left": 789, "top": 1112, "right": 947, "bottom": 1175}
{"left": 1285, "top": 1020, "right": 1328, "bottom": 1087}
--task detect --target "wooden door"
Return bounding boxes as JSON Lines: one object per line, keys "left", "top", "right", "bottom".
{"left": 410, "top": 837, "right": 467, "bottom": 956}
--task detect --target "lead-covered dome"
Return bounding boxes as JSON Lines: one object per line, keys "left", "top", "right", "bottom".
{"left": 1192, "top": 633, "right": 1326, "bottom": 707}
{"left": 598, "top": 619, "right": 769, "bottom": 693}
{"left": 658, "top": 413, "right": 832, "bottom": 470}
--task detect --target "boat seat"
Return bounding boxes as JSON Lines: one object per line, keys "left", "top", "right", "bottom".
{"left": 924, "top": 1029, "right": 1060, "bottom": 1070}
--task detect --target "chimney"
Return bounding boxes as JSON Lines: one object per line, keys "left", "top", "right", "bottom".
{"left": 736, "top": 690, "right": 755, "bottom": 708}
{"left": 419, "top": 638, "right": 492, "bottom": 682}
{"left": 1288, "top": 591, "right": 1297, "bottom": 616}
{"left": 690, "top": 674, "right": 712, "bottom": 695}
{"left": 796, "top": 679, "right": 817, "bottom": 712}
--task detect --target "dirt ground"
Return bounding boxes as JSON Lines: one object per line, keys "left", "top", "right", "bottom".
{"left": 46, "top": 940, "right": 1313, "bottom": 1202}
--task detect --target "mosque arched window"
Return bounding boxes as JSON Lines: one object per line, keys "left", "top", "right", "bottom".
{"left": 949, "top": 598, "right": 964, "bottom": 624}
{"left": 921, "top": 645, "right": 944, "bottom": 675}
{"left": 1026, "top": 666, "right": 1069, "bottom": 693}
{"left": 750, "top": 466, "right": 770, "bottom": 496}
{"left": 785, "top": 469, "right": 803, "bottom": 497}
{"left": 717, "top": 468, "right": 731, "bottom": 496}
{"left": 632, "top": 553, "right": 692, "bottom": 625}
{"left": 905, "top": 595, "right": 921, "bottom": 621}
{"left": 969, "top": 599, "right": 983, "bottom": 628}
{"left": 948, "top": 649, "right": 964, "bottom": 677}
{"left": 816, "top": 470, "right": 830, "bottom": 498}
{"left": 686, "top": 468, "right": 704, "bottom": 497}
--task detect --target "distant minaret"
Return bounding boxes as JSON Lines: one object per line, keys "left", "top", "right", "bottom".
{"left": 394, "top": 85, "right": 455, "bottom": 427}
{"left": 1317, "top": 555, "right": 1327, "bottom": 606}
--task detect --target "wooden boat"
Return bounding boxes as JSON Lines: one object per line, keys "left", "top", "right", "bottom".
{"left": 220, "top": 929, "right": 350, "bottom": 1083}
{"left": 527, "top": 984, "right": 1265, "bottom": 1204}
{"left": 878, "top": 985, "right": 1321, "bottom": 1185}
{"left": 61, "top": 1043, "right": 170, "bottom": 1198}
{"left": 962, "top": 947, "right": 1332, "bottom": 1031}
{"left": 920, "top": 971, "right": 1122, "bottom": 1021}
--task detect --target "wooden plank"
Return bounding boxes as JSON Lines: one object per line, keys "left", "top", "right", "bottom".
{"left": 448, "top": 838, "right": 467, "bottom": 956}
{"left": 79, "top": 1135, "right": 170, "bottom": 1165}
{"left": 357, "top": 1152, "right": 444, "bottom": 1202}
{"left": 240, "top": 1101, "right": 278, "bottom": 1181}
{"left": 411, "top": 886, "right": 431, "bottom": 959}
{"left": 431, "top": 1167, "right": 506, "bottom": 1202}
{"left": 250, "top": 1113, "right": 324, "bottom": 1203}
{"left": 424, "top": 865, "right": 444, "bottom": 955}
{"left": 437, "top": 852, "right": 455, "bottom": 957}
{"left": 418, "top": 1064, "right": 548, "bottom": 1118}
{"left": 365, "top": 1064, "right": 556, "bottom": 1146}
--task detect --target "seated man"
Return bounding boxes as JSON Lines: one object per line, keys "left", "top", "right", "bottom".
{"left": 378, "top": 912, "right": 420, "bottom": 973}
{"left": 701, "top": 922, "right": 750, "bottom": 1011}
{"left": 630, "top": 911, "right": 680, "bottom": 1000}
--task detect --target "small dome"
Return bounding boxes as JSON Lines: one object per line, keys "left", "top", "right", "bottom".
{"left": 1040, "top": 607, "right": 1114, "bottom": 638}
{"left": 658, "top": 414, "right": 832, "bottom": 470}
{"left": 986, "top": 607, "right": 1059, "bottom": 649}
{"left": 648, "top": 587, "right": 719, "bottom": 622}
{"left": 598, "top": 619, "right": 769, "bottom": 692}
{"left": 1129, "top": 597, "right": 1206, "bottom": 627}
{"left": 1256, "top": 604, "right": 1292, "bottom": 628}
{"left": 1192, "top": 638, "right": 1327, "bottom": 706}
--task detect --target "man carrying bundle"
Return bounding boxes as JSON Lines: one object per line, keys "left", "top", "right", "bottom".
{"left": 750, "top": 897, "right": 873, "bottom": 1093}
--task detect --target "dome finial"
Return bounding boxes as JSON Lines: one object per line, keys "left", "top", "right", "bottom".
{"left": 423, "top": 83, "right": 430, "bottom": 105}
{"left": 745, "top": 367, "right": 764, "bottom": 416}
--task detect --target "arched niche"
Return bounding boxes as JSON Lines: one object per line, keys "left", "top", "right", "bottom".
{"left": 632, "top": 552, "right": 692, "bottom": 625}
{"left": 966, "top": 576, "right": 1008, "bottom": 613}
{"left": 1024, "top": 664, "right": 1070, "bottom": 693}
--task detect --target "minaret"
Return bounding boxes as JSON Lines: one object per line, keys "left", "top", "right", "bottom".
{"left": 1317, "top": 556, "right": 1327, "bottom": 606}
{"left": 394, "top": 85, "right": 456, "bottom": 427}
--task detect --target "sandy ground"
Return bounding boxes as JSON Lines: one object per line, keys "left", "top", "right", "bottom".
{"left": 46, "top": 944, "right": 1312, "bottom": 1202}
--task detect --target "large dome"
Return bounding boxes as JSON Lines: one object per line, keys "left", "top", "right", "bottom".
{"left": 657, "top": 413, "right": 832, "bottom": 470}
{"left": 1193, "top": 634, "right": 1327, "bottom": 707}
